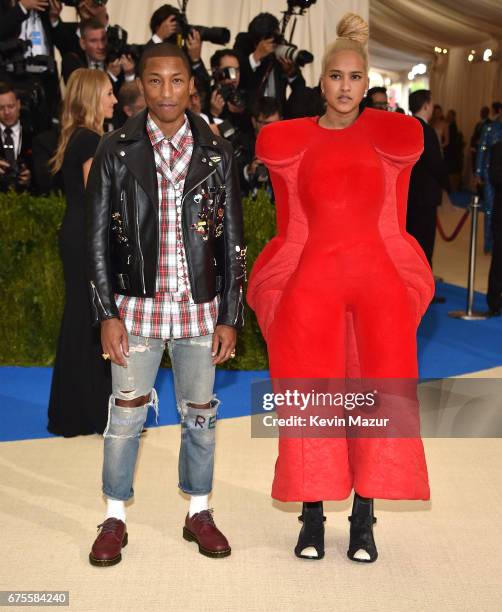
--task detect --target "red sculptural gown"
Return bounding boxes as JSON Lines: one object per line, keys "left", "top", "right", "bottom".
{"left": 247, "top": 108, "right": 434, "bottom": 502}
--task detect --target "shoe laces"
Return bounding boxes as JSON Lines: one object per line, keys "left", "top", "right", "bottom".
{"left": 196, "top": 508, "right": 215, "bottom": 524}
{"left": 96, "top": 518, "right": 122, "bottom": 536}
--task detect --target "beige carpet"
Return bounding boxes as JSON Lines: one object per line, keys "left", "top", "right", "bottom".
{"left": 1, "top": 205, "right": 501, "bottom": 612}
{"left": 1, "top": 413, "right": 502, "bottom": 612}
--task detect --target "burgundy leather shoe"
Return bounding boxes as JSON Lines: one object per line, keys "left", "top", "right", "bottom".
{"left": 183, "top": 510, "right": 231, "bottom": 558}
{"left": 89, "top": 518, "right": 128, "bottom": 567}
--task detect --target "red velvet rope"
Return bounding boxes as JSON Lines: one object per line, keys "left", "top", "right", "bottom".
{"left": 436, "top": 209, "right": 470, "bottom": 242}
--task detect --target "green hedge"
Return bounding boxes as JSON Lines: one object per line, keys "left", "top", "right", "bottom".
{"left": 0, "top": 189, "right": 276, "bottom": 369}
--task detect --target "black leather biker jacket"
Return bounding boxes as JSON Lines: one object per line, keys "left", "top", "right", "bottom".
{"left": 86, "top": 109, "right": 245, "bottom": 328}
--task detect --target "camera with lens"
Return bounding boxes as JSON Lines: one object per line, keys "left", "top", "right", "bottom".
{"left": 106, "top": 25, "right": 143, "bottom": 65}
{"left": 172, "top": 7, "right": 230, "bottom": 46}
{"left": 1, "top": 157, "right": 18, "bottom": 183}
{"left": 251, "top": 9, "right": 314, "bottom": 67}
{"left": 213, "top": 67, "right": 246, "bottom": 109}
{"left": 287, "top": 0, "right": 317, "bottom": 9}
{"left": 0, "top": 39, "right": 56, "bottom": 76}
{"left": 274, "top": 40, "right": 313, "bottom": 67}
{"left": 217, "top": 120, "right": 245, "bottom": 160}
{"left": 255, "top": 162, "right": 269, "bottom": 183}
{"left": 0, "top": 156, "right": 29, "bottom": 190}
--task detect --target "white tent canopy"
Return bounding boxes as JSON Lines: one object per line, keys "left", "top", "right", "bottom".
{"left": 370, "top": 0, "right": 502, "bottom": 59}
{"left": 369, "top": 0, "right": 502, "bottom": 149}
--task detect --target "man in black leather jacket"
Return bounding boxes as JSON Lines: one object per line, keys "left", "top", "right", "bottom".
{"left": 86, "top": 43, "right": 245, "bottom": 566}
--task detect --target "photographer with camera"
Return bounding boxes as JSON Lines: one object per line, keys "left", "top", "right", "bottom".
{"left": 208, "top": 50, "right": 253, "bottom": 136}
{"left": 207, "top": 49, "right": 255, "bottom": 184}
{"left": 61, "top": 18, "right": 135, "bottom": 130}
{"left": 61, "top": 18, "right": 135, "bottom": 84}
{"left": 242, "top": 96, "right": 282, "bottom": 198}
{"left": 0, "top": 81, "right": 32, "bottom": 191}
{"left": 47, "top": 0, "right": 108, "bottom": 57}
{"left": 0, "top": 0, "right": 68, "bottom": 132}
{"left": 145, "top": 4, "right": 217, "bottom": 101}
{"left": 233, "top": 11, "right": 308, "bottom": 110}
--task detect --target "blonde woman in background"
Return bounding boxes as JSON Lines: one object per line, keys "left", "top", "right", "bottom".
{"left": 48, "top": 69, "right": 117, "bottom": 437}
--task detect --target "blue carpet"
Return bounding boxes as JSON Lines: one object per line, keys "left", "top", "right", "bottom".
{"left": 1, "top": 281, "right": 501, "bottom": 442}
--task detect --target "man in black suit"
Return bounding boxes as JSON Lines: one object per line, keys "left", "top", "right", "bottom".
{"left": 0, "top": 81, "right": 32, "bottom": 191}
{"left": 61, "top": 17, "right": 135, "bottom": 130}
{"left": 233, "top": 12, "right": 305, "bottom": 110}
{"left": 48, "top": 0, "right": 109, "bottom": 57}
{"left": 0, "top": 0, "right": 65, "bottom": 132}
{"left": 407, "top": 89, "right": 449, "bottom": 278}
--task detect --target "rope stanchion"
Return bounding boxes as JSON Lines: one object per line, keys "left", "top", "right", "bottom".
{"left": 436, "top": 209, "right": 470, "bottom": 241}
{"left": 448, "top": 195, "right": 488, "bottom": 321}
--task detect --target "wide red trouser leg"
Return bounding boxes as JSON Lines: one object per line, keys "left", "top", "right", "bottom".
{"left": 266, "top": 274, "right": 430, "bottom": 502}
{"left": 348, "top": 278, "right": 430, "bottom": 501}
{"left": 267, "top": 292, "right": 353, "bottom": 502}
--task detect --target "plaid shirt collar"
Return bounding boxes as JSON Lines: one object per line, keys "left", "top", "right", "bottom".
{"left": 146, "top": 113, "right": 192, "bottom": 153}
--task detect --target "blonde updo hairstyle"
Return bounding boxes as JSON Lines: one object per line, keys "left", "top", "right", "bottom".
{"left": 322, "top": 13, "right": 369, "bottom": 75}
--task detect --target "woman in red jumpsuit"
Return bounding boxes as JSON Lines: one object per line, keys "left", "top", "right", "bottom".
{"left": 247, "top": 13, "right": 434, "bottom": 562}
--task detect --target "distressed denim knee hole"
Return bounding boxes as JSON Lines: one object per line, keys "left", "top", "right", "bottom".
{"left": 103, "top": 395, "right": 149, "bottom": 439}
{"left": 178, "top": 396, "right": 219, "bottom": 429}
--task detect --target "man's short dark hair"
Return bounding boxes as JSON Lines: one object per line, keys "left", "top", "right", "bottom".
{"left": 80, "top": 18, "right": 106, "bottom": 37}
{"left": 138, "top": 42, "right": 191, "bottom": 78}
{"left": 0, "top": 81, "right": 16, "bottom": 97}
{"left": 149, "top": 4, "right": 179, "bottom": 35}
{"left": 248, "top": 12, "right": 280, "bottom": 47}
{"left": 251, "top": 96, "right": 281, "bottom": 119}
{"left": 118, "top": 81, "right": 142, "bottom": 111}
{"left": 409, "top": 89, "right": 432, "bottom": 115}
{"left": 367, "top": 86, "right": 387, "bottom": 99}
{"left": 492, "top": 101, "right": 502, "bottom": 114}
{"left": 210, "top": 49, "right": 239, "bottom": 72}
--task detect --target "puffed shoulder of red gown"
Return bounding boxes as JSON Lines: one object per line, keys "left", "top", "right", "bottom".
{"left": 247, "top": 108, "right": 434, "bottom": 340}
{"left": 255, "top": 107, "right": 424, "bottom": 164}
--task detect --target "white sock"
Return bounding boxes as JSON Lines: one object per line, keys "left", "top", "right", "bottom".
{"left": 189, "top": 494, "right": 209, "bottom": 517}
{"left": 105, "top": 497, "right": 126, "bottom": 522}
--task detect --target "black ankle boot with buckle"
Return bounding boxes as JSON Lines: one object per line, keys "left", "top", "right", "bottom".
{"left": 347, "top": 492, "right": 378, "bottom": 563}
{"left": 294, "top": 501, "right": 326, "bottom": 560}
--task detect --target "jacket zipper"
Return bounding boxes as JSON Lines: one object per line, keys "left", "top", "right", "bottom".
{"left": 234, "top": 288, "right": 243, "bottom": 326}
{"left": 134, "top": 195, "right": 146, "bottom": 294}
{"left": 90, "top": 280, "right": 108, "bottom": 317}
{"left": 181, "top": 169, "right": 217, "bottom": 207}
{"left": 181, "top": 168, "right": 217, "bottom": 299}
{"left": 121, "top": 189, "right": 129, "bottom": 232}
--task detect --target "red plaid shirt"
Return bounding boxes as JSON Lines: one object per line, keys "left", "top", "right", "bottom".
{"left": 115, "top": 114, "right": 219, "bottom": 339}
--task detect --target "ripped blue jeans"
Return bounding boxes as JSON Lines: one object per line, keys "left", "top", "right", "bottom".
{"left": 102, "top": 332, "right": 218, "bottom": 501}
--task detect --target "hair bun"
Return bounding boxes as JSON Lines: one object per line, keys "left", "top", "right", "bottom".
{"left": 336, "top": 12, "right": 369, "bottom": 45}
